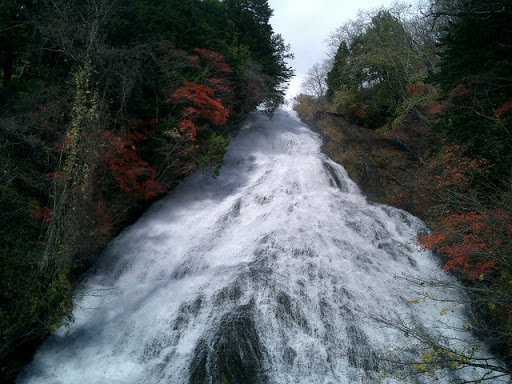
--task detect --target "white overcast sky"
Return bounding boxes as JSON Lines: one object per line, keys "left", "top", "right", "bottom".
{"left": 267, "top": 0, "right": 401, "bottom": 99}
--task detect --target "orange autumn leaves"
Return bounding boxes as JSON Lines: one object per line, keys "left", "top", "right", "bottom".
{"left": 168, "top": 49, "right": 232, "bottom": 141}
{"left": 32, "top": 49, "right": 236, "bottom": 227}
{"left": 32, "top": 120, "right": 165, "bottom": 228}
{"left": 418, "top": 144, "right": 511, "bottom": 281}
{"left": 171, "top": 82, "right": 229, "bottom": 139}
{"left": 420, "top": 210, "right": 511, "bottom": 280}
{"left": 426, "top": 141, "right": 489, "bottom": 189}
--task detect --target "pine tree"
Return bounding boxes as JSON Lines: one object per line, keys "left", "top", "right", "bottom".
{"left": 430, "top": 0, "right": 512, "bottom": 179}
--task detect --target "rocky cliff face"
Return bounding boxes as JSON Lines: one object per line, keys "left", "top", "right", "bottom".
{"left": 301, "top": 112, "right": 430, "bottom": 221}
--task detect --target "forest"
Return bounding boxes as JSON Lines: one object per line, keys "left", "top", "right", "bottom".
{"left": 3, "top": 0, "right": 512, "bottom": 381}
{"left": 0, "top": 0, "right": 292, "bottom": 380}
{"left": 295, "top": 0, "right": 512, "bottom": 380}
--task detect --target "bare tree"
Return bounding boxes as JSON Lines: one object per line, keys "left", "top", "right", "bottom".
{"left": 364, "top": 182, "right": 512, "bottom": 383}
{"left": 300, "top": 61, "right": 331, "bottom": 99}
{"left": 326, "top": 14, "right": 367, "bottom": 60}
{"left": 367, "top": 274, "right": 511, "bottom": 383}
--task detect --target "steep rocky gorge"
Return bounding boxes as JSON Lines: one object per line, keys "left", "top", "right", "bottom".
{"left": 298, "top": 111, "right": 432, "bottom": 223}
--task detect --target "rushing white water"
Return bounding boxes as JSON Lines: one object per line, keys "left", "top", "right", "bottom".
{"left": 18, "top": 110, "right": 499, "bottom": 383}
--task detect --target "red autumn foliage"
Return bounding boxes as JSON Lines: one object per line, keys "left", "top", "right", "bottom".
{"left": 177, "top": 119, "right": 198, "bottom": 139}
{"left": 449, "top": 82, "right": 468, "bottom": 97}
{"left": 442, "top": 76, "right": 488, "bottom": 112}
{"left": 428, "top": 101, "right": 442, "bottom": 116}
{"left": 419, "top": 210, "right": 511, "bottom": 280}
{"left": 166, "top": 48, "right": 233, "bottom": 141}
{"left": 169, "top": 81, "right": 229, "bottom": 140}
{"left": 247, "top": 82, "right": 261, "bottom": 95}
{"left": 205, "top": 77, "right": 231, "bottom": 95}
{"left": 427, "top": 100, "right": 447, "bottom": 123}
{"left": 407, "top": 84, "right": 428, "bottom": 98}
{"left": 32, "top": 206, "right": 53, "bottom": 222}
{"left": 425, "top": 142, "right": 489, "bottom": 188}
{"left": 87, "top": 191, "right": 112, "bottom": 231}
{"left": 53, "top": 132, "right": 76, "bottom": 153}
{"left": 171, "top": 82, "right": 229, "bottom": 125}
{"left": 53, "top": 143, "right": 65, "bottom": 153}
{"left": 193, "top": 48, "right": 232, "bottom": 76}
{"left": 496, "top": 99, "right": 512, "bottom": 117}
{"left": 410, "top": 140, "right": 509, "bottom": 281}
{"left": 405, "top": 142, "right": 490, "bottom": 210}
{"left": 45, "top": 172, "right": 58, "bottom": 181}
{"left": 102, "top": 129, "right": 164, "bottom": 200}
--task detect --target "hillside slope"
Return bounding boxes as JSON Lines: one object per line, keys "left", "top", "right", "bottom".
{"left": 300, "top": 111, "right": 431, "bottom": 221}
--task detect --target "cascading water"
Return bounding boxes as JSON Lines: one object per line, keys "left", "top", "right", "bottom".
{"left": 18, "top": 110, "right": 501, "bottom": 383}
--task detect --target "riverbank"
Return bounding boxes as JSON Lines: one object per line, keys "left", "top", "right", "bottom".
{"left": 296, "top": 107, "right": 512, "bottom": 374}
{"left": 298, "top": 111, "right": 434, "bottom": 224}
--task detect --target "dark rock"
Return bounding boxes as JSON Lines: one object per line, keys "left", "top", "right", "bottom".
{"left": 188, "top": 304, "right": 268, "bottom": 384}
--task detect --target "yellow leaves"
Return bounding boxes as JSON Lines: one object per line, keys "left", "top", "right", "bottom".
{"left": 439, "top": 306, "right": 455, "bottom": 315}
{"left": 413, "top": 363, "right": 427, "bottom": 372}
{"left": 398, "top": 342, "right": 479, "bottom": 380}
{"left": 375, "top": 372, "right": 390, "bottom": 383}
{"left": 419, "top": 351, "right": 435, "bottom": 363}
{"left": 407, "top": 293, "right": 437, "bottom": 306}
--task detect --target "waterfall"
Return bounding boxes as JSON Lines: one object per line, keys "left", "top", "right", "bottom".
{"left": 18, "top": 110, "right": 501, "bottom": 383}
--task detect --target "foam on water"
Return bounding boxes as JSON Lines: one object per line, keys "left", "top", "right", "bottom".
{"left": 17, "top": 110, "right": 501, "bottom": 383}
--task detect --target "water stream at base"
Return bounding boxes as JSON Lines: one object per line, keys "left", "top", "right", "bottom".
{"left": 18, "top": 110, "right": 500, "bottom": 383}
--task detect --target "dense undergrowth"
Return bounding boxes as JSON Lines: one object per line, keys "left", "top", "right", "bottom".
{"left": 295, "top": 0, "right": 512, "bottom": 381}
{"left": 0, "top": 0, "right": 292, "bottom": 380}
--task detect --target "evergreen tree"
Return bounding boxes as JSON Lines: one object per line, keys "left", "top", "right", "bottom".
{"left": 326, "top": 41, "right": 350, "bottom": 101}
{"left": 0, "top": 0, "right": 293, "bottom": 379}
{"left": 325, "top": 9, "right": 432, "bottom": 128}
{"left": 430, "top": 0, "right": 512, "bottom": 179}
